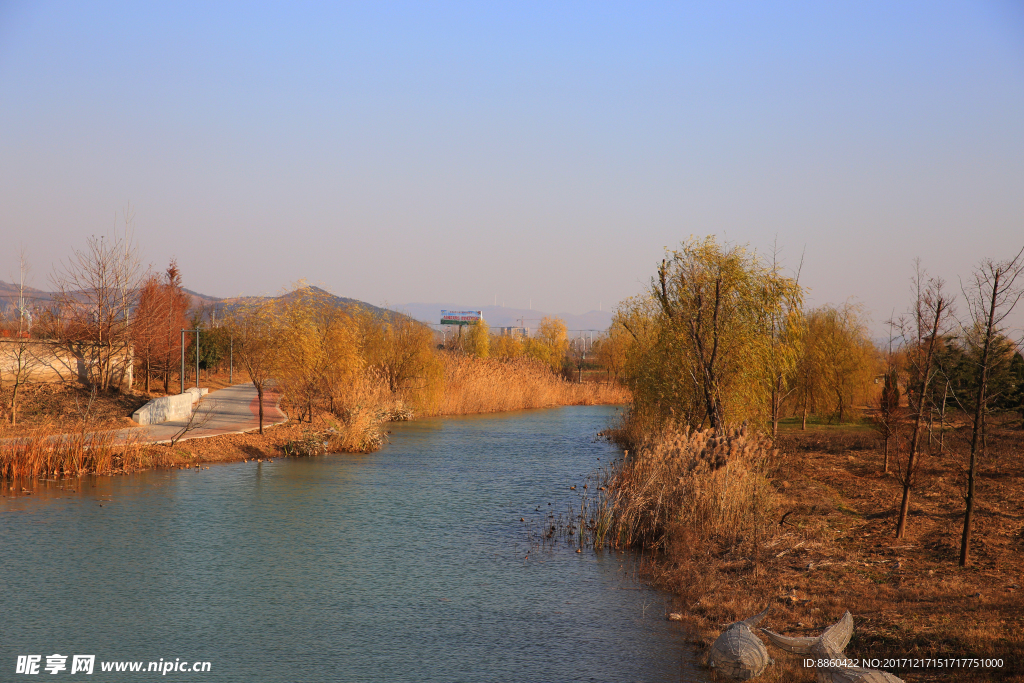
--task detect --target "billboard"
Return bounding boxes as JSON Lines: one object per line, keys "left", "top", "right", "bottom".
{"left": 440, "top": 310, "right": 483, "bottom": 325}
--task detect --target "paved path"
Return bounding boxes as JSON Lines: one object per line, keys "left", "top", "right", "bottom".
{"left": 121, "top": 383, "right": 288, "bottom": 445}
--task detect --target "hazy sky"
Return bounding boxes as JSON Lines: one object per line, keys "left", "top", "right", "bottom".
{"left": 2, "top": 2, "right": 1023, "bottom": 330}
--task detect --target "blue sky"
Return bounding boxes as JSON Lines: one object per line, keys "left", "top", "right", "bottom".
{"left": 2, "top": 1, "right": 1023, "bottom": 330}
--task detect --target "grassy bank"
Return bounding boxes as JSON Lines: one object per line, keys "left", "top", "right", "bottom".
{"left": 596, "top": 420, "right": 1023, "bottom": 682}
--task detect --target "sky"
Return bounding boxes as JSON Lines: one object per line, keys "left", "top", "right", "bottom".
{"left": 1, "top": 1, "right": 1023, "bottom": 332}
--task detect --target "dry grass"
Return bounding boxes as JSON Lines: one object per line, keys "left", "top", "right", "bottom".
{"left": 424, "top": 355, "right": 629, "bottom": 417}
{"left": 602, "top": 425, "right": 777, "bottom": 553}
{"left": 610, "top": 419, "right": 1024, "bottom": 682}
{"left": 1, "top": 423, "right": 145, "bottom": 481}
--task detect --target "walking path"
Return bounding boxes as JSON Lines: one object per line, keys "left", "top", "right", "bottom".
{"left": 120, "top": 383, "right": 288, "bottom": 445}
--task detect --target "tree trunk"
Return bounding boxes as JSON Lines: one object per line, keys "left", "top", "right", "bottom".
{"left": 883, "top": 431, "right": 889, "bottom": 474}
{"left": 896, "top": 305, "right": 945, "bottom": 538}
{"left": 11, "top": 379, "right": 20, "bottom": 426}
{"left": 960, "top": 272, "right": 999, "bottom": 567}
{"left": 257, "top": 385, "right": 265, "bottom": 434}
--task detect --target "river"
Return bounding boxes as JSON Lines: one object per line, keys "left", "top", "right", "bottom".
{"left": 1, "top": 406, "right": 705, "bottom": 682}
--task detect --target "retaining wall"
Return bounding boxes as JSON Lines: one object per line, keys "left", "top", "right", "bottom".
{"left": 132, "top": 388, "right": 209, "bottom": 426}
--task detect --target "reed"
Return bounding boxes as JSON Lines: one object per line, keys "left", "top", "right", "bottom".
{"left": 0, "top": 423, "right": 144, "bottom": 482}
{"left": 602, "top": 424, "right": 777, "bottom": 554}
{"left": 423, "top": 355, "right": 629, "bottom": 417}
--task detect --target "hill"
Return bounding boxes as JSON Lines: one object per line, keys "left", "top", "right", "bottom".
{"left": 0, "top": 281, "right": 402, "bottom": 324}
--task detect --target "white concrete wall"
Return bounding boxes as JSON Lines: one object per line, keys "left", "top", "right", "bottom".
{"left": 132, "top": 388, "right": 209, "bottom": 426}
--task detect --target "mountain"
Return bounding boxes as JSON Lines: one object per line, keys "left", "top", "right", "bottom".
{"left": 396, "top": 302, "right": 614, "bottom": 332}
{"left": 211, "top": 286, "right": 398, "bottom": 320}
{"left": 0, "top": 281, "right": 401, "bottom": 323}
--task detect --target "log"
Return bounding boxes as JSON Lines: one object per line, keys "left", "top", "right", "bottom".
{"left": 761, "top": 612, "right": 904, "bottom": 683}
{"left": 708, "top": 607, "right": 772, "bottom": 680}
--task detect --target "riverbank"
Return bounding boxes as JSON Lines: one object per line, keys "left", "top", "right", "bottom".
{"left": 2, "top": 360, "right": 629, "bottom": 478}
{"left": 635, "top": 422, "right": 1023, "bottom": 682}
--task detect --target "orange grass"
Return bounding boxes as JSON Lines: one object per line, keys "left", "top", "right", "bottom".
{"left": 423, "top": 355, "right": 629, "bottom": 417}
{"left": 0, "top": 423, "right": 144, "bottom": 481}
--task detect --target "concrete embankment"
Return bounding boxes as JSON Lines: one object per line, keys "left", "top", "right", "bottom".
{"left": 132, "top": 387, "right": 208, "bottom": 425}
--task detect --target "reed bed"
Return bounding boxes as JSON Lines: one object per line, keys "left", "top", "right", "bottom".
{"left": 0, "top": 423, "right": 145, "bottom": 482}
{"left": 601, "top": 424, "right": 778, "bottom": 555}
{"left": 424, "top": 355, "right": 629, "bottom": 417}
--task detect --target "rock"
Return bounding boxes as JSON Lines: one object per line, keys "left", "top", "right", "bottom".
{"left": 668, "top": 613, "right": 683, "bottom": 621}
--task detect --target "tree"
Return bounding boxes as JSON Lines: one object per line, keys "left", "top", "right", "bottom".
{"left": 132, "top": 273, "right": 165, "bottom": 393}
{"left": 159, "top": 261, "right": 190, "bottom": 393}
{"left": 799, "top": 304, "right": 877, "bottom": 424}
{"left": 895, "top": 265, "right": 954, "bottom": 539}
{"left": 131, "top": 260, "right": 190, "bottom": 393}
{"left": 593, "top": 325, "right": 630, "bottom": 382}
{"left": 873, "top": 348, "right": 901, "bottom": 474}
{"left": 525, "top": 316, "right": 569, "bottom": 372}
{"left": 2, "top": 249, "right": 37, "bottom": 424}
{"left": 277, "top": 285, "right": 360, "bottom": 422}
{"left": 758, "top": 244, "right": 805, "bottom": 439}
{"left": 225, "top": 298, "right": 279, "bottom": 434}
{"left": 359, "top": 311, "right": 439, "bottom": 399}
{"left": 49, "top": 216, "right": 142, "bottom": 391}
{"left": 463, "top": 319, "right": 490, "bottom": 358}
{"left": 491, "top": 332, "right": 525, "bottom": 360}
{"left": 958, "top": 248, "right": 1024, "bottom": 566}
{"left": 648, "top": 236, "right": 803, "bottom": 432}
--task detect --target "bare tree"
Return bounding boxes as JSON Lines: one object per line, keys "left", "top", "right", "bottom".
{"left": 895, "top": 265, "right": 954, "bottom": 539}
{"left": 958, "top": 247, "right": 1024, "bottom": 566}
{"left": 169, "top": 397, "right": 216, "bottom": 446}
{"left": 49, "top": 209, "right": 142, "bottom": 391}
{"left": 3, "top": 249, "right": 38, "bottom": 424}
{"left": 870, "top": 318, "right": 901, "bottom": 474}
{"left": 225, "top": 298, "right": 279, "bottom": 434}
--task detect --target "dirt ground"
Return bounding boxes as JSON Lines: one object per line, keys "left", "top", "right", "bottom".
{"left": 658, "top": 419, "right": 1023, "bottom": 682}
{"left": 0, "top": 369, "right": 250, "bottom": 437}
{"left": 0, "top": 383, "right": 150, "bottom": 434}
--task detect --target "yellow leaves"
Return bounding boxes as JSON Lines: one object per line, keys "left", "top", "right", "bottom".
{"left": 463, "top": 320, "right": 490, "bottom": 358}
{"left": 524, "top": 316, "right": 569, "bottom": 372}
{"left": 620, "top": 235, "right": 806, "bottom": 433}
{"left": 491, "top": 333, "right": 524, "bottom": 360}
{"left": 795, "top": 303, "right": 880, "bottom": 422}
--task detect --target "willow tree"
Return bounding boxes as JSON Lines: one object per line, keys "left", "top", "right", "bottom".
{"left": 277, "top": 285, "right": 360, "bottom": 422}
{"left": 525, "top": 316, "right": 569, "bottom": 372}
{"left": 644, "top": 236, "right": 803, "bottom": 432}
{"left": 463, "top": 319, "right": 490, "bottom": 358}
{"left": 798, "top": 304, "right": 878, "bottom": 424}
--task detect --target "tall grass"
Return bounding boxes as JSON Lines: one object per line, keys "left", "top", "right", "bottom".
{"left": 1, "top": 423, "right": 144, "bottom": 482}
{"left": 602, "top": 424, "right": 777, "bottom": 555}
{"left": 423, "top": 355, "right": 629, "bottom": 417}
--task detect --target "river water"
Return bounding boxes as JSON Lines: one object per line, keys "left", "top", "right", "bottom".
{"left": 1, "top": 406, "right": 705, "bottom": 682}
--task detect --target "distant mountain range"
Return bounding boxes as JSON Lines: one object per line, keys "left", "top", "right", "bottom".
{"left": 396, "top": 303, "right": 613, "bottom": 332}
{"left": 0, "top": 281, "right": 397, "bottom": 322}
{"left": 0, "top": 281, "right": 611, "bottom": 331}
